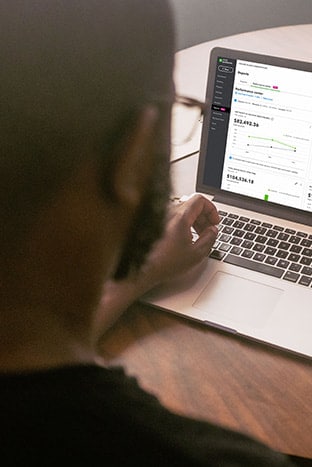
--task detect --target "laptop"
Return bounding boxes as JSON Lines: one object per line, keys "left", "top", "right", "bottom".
{"left": 142, "top": 47, "right": 312, "bottom": 360}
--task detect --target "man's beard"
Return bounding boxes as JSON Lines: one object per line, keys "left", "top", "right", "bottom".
{"left": 113, "top": 154, "right": 171, "bottom": 280}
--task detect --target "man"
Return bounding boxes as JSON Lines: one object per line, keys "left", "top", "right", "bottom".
{"left": 0, "top": 1, "right": 296, "bottom": 465}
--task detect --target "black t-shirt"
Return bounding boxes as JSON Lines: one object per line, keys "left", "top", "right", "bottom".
{"left": 0, "top": 364, "right": 296, "bottom": 466}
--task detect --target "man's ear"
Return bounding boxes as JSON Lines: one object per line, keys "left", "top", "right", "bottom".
{"left": 112, "top": 105, "right": 159, "bottom": 209}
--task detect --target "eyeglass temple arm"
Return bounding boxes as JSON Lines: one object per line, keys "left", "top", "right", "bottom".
{"left": 175, "top": 95, "right": 207, "bottom": 113}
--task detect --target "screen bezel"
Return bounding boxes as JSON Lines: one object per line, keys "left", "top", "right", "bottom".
{"left": 196, "top": 47, "right": 312, "bottom": 226}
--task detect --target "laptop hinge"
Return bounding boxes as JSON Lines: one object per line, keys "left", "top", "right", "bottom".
{"left": 213, "top": 192, "right": 312, "bottom": 227}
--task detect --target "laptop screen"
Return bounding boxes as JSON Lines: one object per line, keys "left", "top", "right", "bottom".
{"left": 196, "top": 47, "right": 312, "bottom": 220}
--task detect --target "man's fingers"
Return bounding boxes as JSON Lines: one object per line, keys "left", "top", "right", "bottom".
{"left": 182, "top": 194, "right": 219, "bottom": 233}
{"left": 192, "top": 225, "right": 218, "bottom": 258}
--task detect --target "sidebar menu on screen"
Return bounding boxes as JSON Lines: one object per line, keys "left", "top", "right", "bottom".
{"left": 203, "top": 55, "right": 236, "bottom": 187}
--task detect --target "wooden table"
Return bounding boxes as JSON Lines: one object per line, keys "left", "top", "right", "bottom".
{"left": 99, "top": 25, "right": 312, "bottom": 459}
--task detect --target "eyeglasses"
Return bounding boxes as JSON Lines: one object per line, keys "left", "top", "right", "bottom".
{"left": 171, "top": 95, "right": 207, "bottom": 146}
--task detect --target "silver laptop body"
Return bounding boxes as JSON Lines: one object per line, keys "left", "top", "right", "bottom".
{"left": 143, "top": 47, "right": 312, "bottom": 360}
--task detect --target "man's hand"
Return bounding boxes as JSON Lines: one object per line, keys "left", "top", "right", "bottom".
{"left": 95, "top": 194, "right": 219, "bottom": 338}
{"left": 144, "top": 193, "right": 220, "bottom": 284}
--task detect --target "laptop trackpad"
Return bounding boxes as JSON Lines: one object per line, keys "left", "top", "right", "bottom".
{"left": 193, "top": 272, "right": 283, "bottom": 328}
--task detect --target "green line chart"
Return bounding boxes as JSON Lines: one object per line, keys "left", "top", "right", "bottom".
{"left": 229, "top": 124, "right": 311, "bottom": 177}
{"left": 247, "top": 136, "right": 297, "bottom": 152}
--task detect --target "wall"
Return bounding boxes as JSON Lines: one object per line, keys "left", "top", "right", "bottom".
{"left": 170, "top": 0, "right": 312, "bottom": 50}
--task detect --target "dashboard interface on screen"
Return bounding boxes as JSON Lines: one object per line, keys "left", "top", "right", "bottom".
{"left": 200, "top": 48, "right": 312, "bottom": 213}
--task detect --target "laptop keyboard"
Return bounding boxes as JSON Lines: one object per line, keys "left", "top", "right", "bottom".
{"left": 209, "top": 210, "right": 312, "bottom": 287}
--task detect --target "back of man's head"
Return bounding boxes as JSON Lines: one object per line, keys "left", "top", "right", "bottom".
{"left": 0, "top": 0, "right": 175, "bottom": 254}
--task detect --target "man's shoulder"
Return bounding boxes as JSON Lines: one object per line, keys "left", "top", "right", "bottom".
{"left": 0, "top": 364, "right": 294, "bottom": 466}
{"left": 0, "top": 364, "right": 159, "bottom": 417}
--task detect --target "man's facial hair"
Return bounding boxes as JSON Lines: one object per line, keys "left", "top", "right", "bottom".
{"left": 113, "top": 152, "right": 171, "bottom": 280}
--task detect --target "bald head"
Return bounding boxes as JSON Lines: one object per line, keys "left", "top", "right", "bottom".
{"left": 0, "top": 0, "right": 175, "bottom": 250}
{"left": 0, "top": 1, "right": 174, "bottom": 125}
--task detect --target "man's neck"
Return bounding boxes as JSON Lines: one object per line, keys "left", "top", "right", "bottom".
{"left": 0, "top": 305, "right": 98, "bottom": 373}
